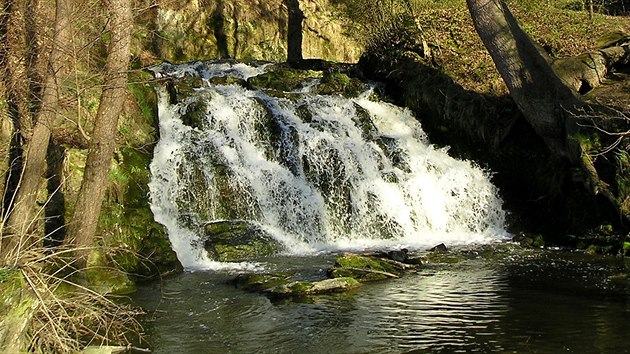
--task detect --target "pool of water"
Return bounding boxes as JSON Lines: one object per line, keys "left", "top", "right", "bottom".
{"left": 133, "top": 244, "right": 630, "bottom": 353}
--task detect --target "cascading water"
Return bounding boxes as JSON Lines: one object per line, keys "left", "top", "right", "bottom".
{"left": 148, "top": 61, "right": 508, "bottom": 269}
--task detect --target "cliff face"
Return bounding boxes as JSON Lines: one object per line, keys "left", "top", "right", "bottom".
{"left": 135, "top": 0, "right": 361, "bottom": 64}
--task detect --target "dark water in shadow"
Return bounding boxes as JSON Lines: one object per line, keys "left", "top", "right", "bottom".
{"left": 133, "top": 245, "right": 630, "bottom": 353}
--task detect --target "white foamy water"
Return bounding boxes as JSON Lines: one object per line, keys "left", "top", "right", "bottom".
{"left": 148, "top": 61, "right": 509, "bottom": 270}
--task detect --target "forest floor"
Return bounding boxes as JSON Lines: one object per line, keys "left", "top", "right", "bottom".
{"left": 412, "top": 0, "right": 630, "bottom": 94}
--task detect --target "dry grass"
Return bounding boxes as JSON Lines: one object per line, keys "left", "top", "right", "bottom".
{"left": 2, "top": 240, "right": 145, "bottom": 352}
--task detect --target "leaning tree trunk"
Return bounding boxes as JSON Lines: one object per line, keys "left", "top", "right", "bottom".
{"left": 64, "top": 0, "right": 132, "bottom": 269}
{"left": 465, "top": 0, "right": 583, "bottom": 159}
{"left": 465, "top": 0, "right": 628, "bottom": 217}
{"left": 1, "top": 0, "right": 72, "bottom": 260}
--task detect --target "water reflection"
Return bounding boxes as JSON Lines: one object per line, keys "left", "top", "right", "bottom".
{"left": 134, "top": 249, "right": 630, "bottom": 353}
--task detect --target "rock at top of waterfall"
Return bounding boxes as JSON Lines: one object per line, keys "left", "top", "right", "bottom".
{"left": 149, "top": 60, "right": 508, "bottom": 270}
{"left": 202, "top": 220, "right": 285, "bottom": 262}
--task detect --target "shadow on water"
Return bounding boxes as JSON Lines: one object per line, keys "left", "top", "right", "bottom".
{"left": 133, "top": 245, "right": 630, "bottom": 353}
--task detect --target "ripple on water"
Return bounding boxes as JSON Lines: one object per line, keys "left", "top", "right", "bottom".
{"left": 135, "top": 248, "right": 630, "bottom": 353}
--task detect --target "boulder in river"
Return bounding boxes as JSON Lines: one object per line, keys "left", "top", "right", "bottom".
{"left": 202, "top": 220, "right": 284, "bottom": 262}
{"left": 328, "top": 253, "right": 419, "bottom": 282}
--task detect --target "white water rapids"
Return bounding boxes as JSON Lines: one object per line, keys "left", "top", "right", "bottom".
{"left": 148, "top": 61, "right": 509, "bottom": 269}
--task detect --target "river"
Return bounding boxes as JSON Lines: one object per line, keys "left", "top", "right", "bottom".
{"left": 133, "top": 244, "right": 630, "bottom": 353}
{"left": 139, "top": 60, "right": 630, "bottom": 353}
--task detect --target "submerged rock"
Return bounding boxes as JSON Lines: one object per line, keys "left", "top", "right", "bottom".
{"left": 248, "top": 66, "right": 321, "bottom": 92}
{"left": 265, "top": 277, "right": 361, "bottom": 297}
{"left": 231, "top": 251, "right": 420, "bottom": 300}
{"left": 316, "top": 72, "right": 366, "bottom": 97}
{"left": 232, "top": 273, "right": 293, "bottom": 292}
{"left": 202, "top": 220, "right": 284, "bottom": 262}
{"left": 328, "top": 253, "right": 419, "bottom": 282}
{"left": 232, "top": 273, "right": 360, "bottom": 298}
{"left": 512, "top": 233, "right": 545, "bottom": 248}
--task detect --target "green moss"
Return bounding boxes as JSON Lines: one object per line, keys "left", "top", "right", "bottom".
{"left": 585, "top": 244, "right": 600, "bottom": 255}
{"left": 334, "top": 254, "right": 397, "bottom": 273}
{"left": 85, "top": 249, "right": 136, "bottom": 295}
{"left": 316, "top": 72, "right": 366, "bottom": 97}
{"left": 203, "top": 220, "right": 284, "bottom": 262}
{"left": 286, "top": 281, "right": 314, "bottom": 294}
{"left": 180, "top": 101, "right": 208, "bottom": 129}
{"left": 328, "top": 254, "right": 404, "bottom": 281}
{"left": 532, "top": 234, "right": 545, "bottom": 248}
{"left": 423, "top": 253, "right": 467, "bottom": 264}
{"left": 232, "top": 273, "right": 292, "bottom": 291}
{"left": 329, "top": 267, "right": 392, "bottom": 282}
{"left": 248, "top": 67, "right": 322, "bottom": 92}
{"left": 0, "top": 272, "right": 36, "bottom": 353}
{"left": 623, "top": 242, "right": 630, "bottom": 256}
{"left": 576, "top": 132, "right": 602, "bottom": 156}
{"left": 98, "top": 146, "right": 181, "bottom": 280}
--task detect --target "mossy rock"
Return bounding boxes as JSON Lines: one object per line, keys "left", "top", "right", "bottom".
{"left": 351, "top": 103, "right": 378, "bottom": 140}
{"left": 180, "top": 100, "right": 208, "bottom": 129}
{"left": 166, "top": 75, "right": 206, "bottom": 104}
{"left": 328, "top": 254, "right": 405, "bottom": 282}
{"left": 571, "top": 230, "right": 624, "bottom": 255}
{"left": 99, "top": 147, "right": 182, "bottom": 280}
{"left": 231, "top": 272, "right": 292, "bottom": 292}
{"left": 316, "top": 72, "right": 366, "bottom": 97}
{"left": 85, "top": 249, "right": 137, "bottom": 295}
{"left": 265, "top": 277, "right": 361, "bottom": 298}
{"left": 231, "top": 272, "right": 361, "bottom": 298}
{"left": 512, "top": 233, "right": 545, "bottom": 248}
{"left": 248, "top": 67, "right": 321, "bottom": 92}
{"left": 202, "top": 220, "right": 284, "bottom": 262}
{"left": 422, "top": 250, "right": 467, "bottom": 264}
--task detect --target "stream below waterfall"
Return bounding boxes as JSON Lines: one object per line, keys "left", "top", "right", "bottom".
{"left": 139, "top": 61, "right": 630, "bottom": 353}
{"left": 133, "top": 245, "right": 630, "bottom": 353}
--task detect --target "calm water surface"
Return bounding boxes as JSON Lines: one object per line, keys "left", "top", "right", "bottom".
{"left": 133, "top": 245, "right": 630, "bottom": 353}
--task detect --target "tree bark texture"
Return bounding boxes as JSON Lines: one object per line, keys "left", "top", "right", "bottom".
{"left": 1, "top": 0, "right": 34, "bottom": 220}
{"left": 552, "top": 44, "right": 630, "bottom": 94}
{"left": 1, "top": 0, "right": 73, "bottom": 260}
{"left": 465, "top": 0, "right": 630, "bottom": 216}
{"left": 65, "top": 0, "right": 132, "bottom": 269}
{"left": 465, "top": 0, "right": 583, "bottom": 159}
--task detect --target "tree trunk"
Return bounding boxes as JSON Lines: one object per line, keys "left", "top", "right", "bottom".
{"left": 465, "top": 0, "right": 583, "bottom": 159}
{"left": 285, "top": 0, "right": 304, "bottom": 62}
{"left": 65, "top": 0, "right": 132, "bottom": 269}
{"left": 465, "top": 0, "right": 630, "bottom": 220}
{"left": 1, "top": 0, "right": 72, "bottom": 260}
{"left": 0, "top": 0, "right": 35, "bottom": 220}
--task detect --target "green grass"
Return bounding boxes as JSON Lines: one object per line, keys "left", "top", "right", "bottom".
{"left": 383, "top": 0, "right": 630, "bottom": 92}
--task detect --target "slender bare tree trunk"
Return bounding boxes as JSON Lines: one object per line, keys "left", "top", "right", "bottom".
{"left": 465, "top": 0, "right": 582, "bottom": 159}
{"left": 65, "top": 0, "right": 131, "bottom": 269}
{"left": 285, "top": 0, "right": 304, "bottom": 62}
{"left": 0, "top": 0, "right": 35, "bottom": 220}
{"left": 1, "top": 0, "right": 72, "bottom": 260}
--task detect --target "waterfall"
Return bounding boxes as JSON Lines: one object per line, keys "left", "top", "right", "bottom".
{"left": 148, "top": 61, "right": 508, "bottom": 269}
